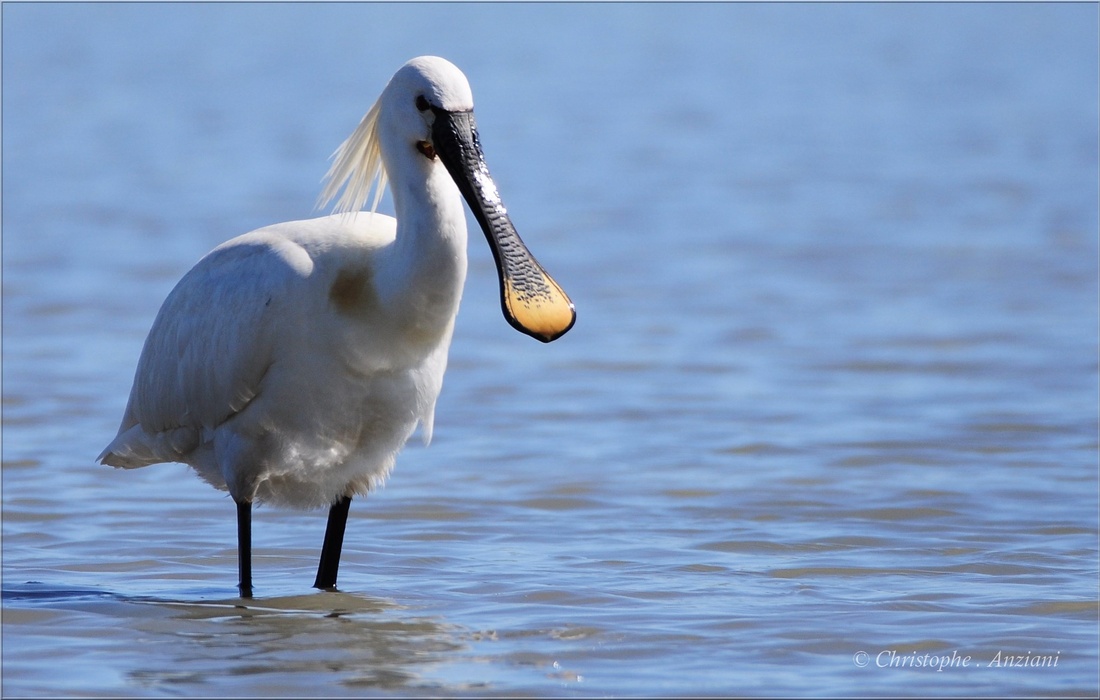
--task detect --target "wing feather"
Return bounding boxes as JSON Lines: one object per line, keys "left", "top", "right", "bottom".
{"left": 101, "top": 233, "right": 314, "bottom": 466}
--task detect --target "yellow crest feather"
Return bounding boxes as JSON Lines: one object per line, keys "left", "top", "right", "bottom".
{"left": 317, "top": 98, "right": 388, "bottom": 215}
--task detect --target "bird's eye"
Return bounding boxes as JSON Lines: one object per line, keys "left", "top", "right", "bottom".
{"left": 415, "top": 95, "right": 430, "bottom": 112}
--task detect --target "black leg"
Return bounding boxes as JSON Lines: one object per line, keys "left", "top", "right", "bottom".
{"left": 236, "top": 500, "right": 253, "bottom": 598}
{"left": 314, "top": 495, "right": 352, "bottom": 590}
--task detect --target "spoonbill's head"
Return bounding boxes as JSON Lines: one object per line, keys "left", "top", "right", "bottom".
{"left": 379, "top": 56, "right": 474, "bottom": 143}
{"left": 320, "top": 56, "right": 575, "bottom": 343}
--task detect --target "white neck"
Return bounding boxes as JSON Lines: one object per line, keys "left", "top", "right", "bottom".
{"left": 375, "top": 146, "right": 469, "bottom": 338}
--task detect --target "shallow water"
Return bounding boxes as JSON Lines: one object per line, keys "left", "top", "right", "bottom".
{"left": 3, "top": 3, "right": 1098, "bottom": 697}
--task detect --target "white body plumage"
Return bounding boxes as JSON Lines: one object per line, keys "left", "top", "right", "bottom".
{"left": 100, "top": 209, "right": 464, "bottom": 509}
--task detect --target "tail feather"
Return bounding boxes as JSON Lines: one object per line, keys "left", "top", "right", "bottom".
{"left": 98, "top": 424, "right": 199, "bottom": 468}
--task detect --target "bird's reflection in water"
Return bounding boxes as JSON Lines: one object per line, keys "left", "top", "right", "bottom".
{"left": 127, "top": 590, "right": 470, "bottom": 692}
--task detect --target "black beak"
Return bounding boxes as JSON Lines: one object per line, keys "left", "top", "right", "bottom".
{"left": 430, "top": 107, "right": 575, "bottom": 343}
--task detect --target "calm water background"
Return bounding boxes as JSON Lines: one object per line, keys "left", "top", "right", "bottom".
{"left": 3, "top": 3, "right": 1098, "bottom": 696}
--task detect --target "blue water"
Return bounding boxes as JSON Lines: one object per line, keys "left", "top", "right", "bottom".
{"left": 3, "top": 3, "right": 1098, "bottom": 696}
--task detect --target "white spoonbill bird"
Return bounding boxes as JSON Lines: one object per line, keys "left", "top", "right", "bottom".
{"left": 98, "top": 56, "right": 575, "bottom": 598}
